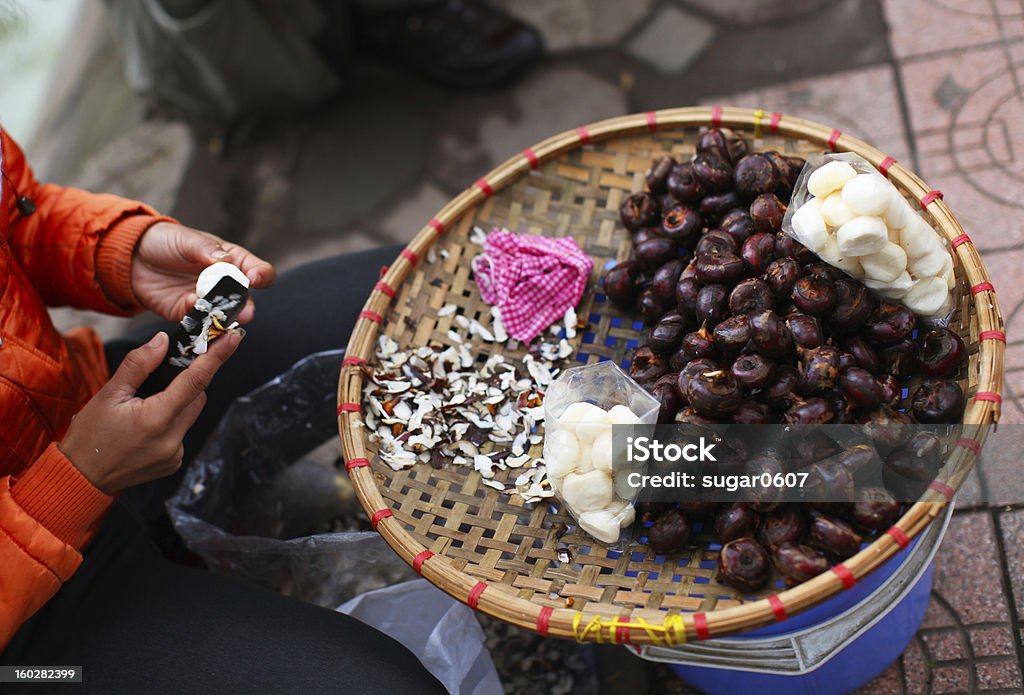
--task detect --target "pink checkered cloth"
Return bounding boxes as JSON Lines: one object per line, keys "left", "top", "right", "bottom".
{"left": 471, "top": 230, "right": 593, "bottom": 343}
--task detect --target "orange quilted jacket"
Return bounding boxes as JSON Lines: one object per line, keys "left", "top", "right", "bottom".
{"left": 0, "top": 130, "right": 174, "bottom": 651}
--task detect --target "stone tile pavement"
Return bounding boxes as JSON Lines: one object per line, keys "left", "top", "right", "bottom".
{"left": 27, "top": 0, "right": 1024, "bottom": 692}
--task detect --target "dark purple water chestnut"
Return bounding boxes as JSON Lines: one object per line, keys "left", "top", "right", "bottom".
{"left": 884, "top": 432, "right": 943, "bottom": 500}
{"left": 791, "top": 275, "right": 836, "bottom": 316}
{"left": 860, "top": 407, "right": 913, "bottom": 449}
{"left": 637, "top": 287, "right": 671, "bottom": 322}
{"left": 829, "top": 279, "right": 876, "bottom": 333}
{"left": 749, "top": 193, "right": 787, "bottom": 234}
{"left": 864, "top": 303, "right": 915, "bottom": 345}
{"left": 620, "top": 192, "right": 660, "bottom": 231}
{"left": 829, "top": 390, "right": 858, "bottom": 424}
{"left": 687, "top": 368, "right": 743, "bottom": 416}
{"left": 839, "top": 367, "right": 884, "bottom": 408}
{"left": 783, "top": 396, "right": 835, "bottom": 425}
{"left": 648, "top": 311, "right": 689, "bottom": 352}
{"left": 647, "top": 508, "right": 694, "bottom": 554}
{"left": 651, "top": 259, "right": 686, "bottom": 303}
{"left": 730, "top": 278, "right": 773, "bottom": 316}
{"left": 695, "top": 284, "right": 730, "bottom": 327}
{"left": 661, "top": 205, "right": 702, "bottom": 243}
{"left": 741, "top": 233, "right": 776, "bottom": 275}
{"left": 676, "top": 407, "right": 723, "bottom": 425}
{"left": 713, "top": 314, "right": 752, "bottom": 353}
{"left": 628, "top": 346, "right": 668, "bottom": 384}
{"left": 852, "top": 487, "right": 901, "bottom": 533}
{"left": 700, "top": 191, "right": 744, "bottom": 225}
{"left": 804, "top": 261, "right": 845, "bottom": 282}
{"left": 731, "top": 353, "right": 774, "bottom": 390}
{"left": 918, "top": 327, "right": 967, "bottom": 377}
{"left": 696, "top": 229, "right": 740, "bottom": 257}
{"left": 911, "top": 380, "right": 964, "bottom": 424}
{"left": 603, "top": 261, "right": 642, "bottom": 308}
{"left": 721, "top": 209, "right": 756, "bottom": 246}
{"left": 786, "top": 312, "right": 824, "bottom": 349}
{"left": 879, "top": 374, "right": 901, "bottom": 406}
{"left": 632, "top": 226, "right": 664, "bottom": 245}
{"left": 696, "top": 128, "right": 731, "bottom": 162}
{"left": 734, "top": 153, "right": 780, "bottom": 199}
{"left": 681, "top": 323, "right": 718, "bottom": 360}
{"left": 808, "top": 514, "right": 862, "bottom": 559}
{"left": 775, "top": 233, "right": 815, "bottom": 263}
{"left": 760, "top": 365, "right": 801, "bottom": 410}
{"left": 799, "top": 345, "right": 842, "bottom": 394}
{"left": 727, "top": 133, "right": 749, "bottom": 163}
{"left": 667, "top": 162, "right": 704, "bottom": 203}
{"left": 879, "top": 338, "right": 919, "bottom": 379}
{"left": 679, "top": 500, "right": 720, "bottom": 516}
{"left": 676, "top": 275, "right": 703, "bottom": 315}
{"left": 731, "top": 399, "right": 774, "bottom": 424}
{"left": 748, "top": 309, "right": 793, "bottom": 358}
{"left": 715, "top": 503, "right": 757, "bottom": 544}
{"left": 773, "top": 542, "right": 829, "bottom": 587}
{"left": 844, "top": 336, "right": 880, "bottom": 374}
{"left": 650, "top": 374, "right": 683, "bottom": 424}
{"left": 759, "top": 510, "right": 805, "bottom": 550}
{"left": 763, "top": 151, "right": 796, "bottom": 197}
{"left": 646, "top": 155, "right": 677, "bottom": 195}
{"left": 765, "top": 257, "right": 801, "bottom": 298}
{"left": 695, "top": 251, "right": 746, "bottom": 285}
{"left": 676, "top": 357, "right": 720, "bottom": 403}
{"left": 692, "top": 153, "right": 734, "bottom": 193}
{"left": 786, "top": 155, "right": 807, "bottom": 182}
{"left": 717, "top": 538, "right": 770, "bottom": 593}
{"left": 635, "top": 237, "right": 678, "bottom": 271}
{"left": 837, "top": 350, "right": 858, "bottom": 372}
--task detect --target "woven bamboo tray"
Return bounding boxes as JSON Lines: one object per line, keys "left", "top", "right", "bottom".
{"left": 338, "top": 106, "right": 1004, "bottom": 644}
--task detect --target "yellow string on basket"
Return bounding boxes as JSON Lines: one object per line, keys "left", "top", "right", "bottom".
{"left": 571, "top": 613, "right": 687, "bottom": 646}
{"left": 753, "top": 108, "right": 765, "bottom": 139}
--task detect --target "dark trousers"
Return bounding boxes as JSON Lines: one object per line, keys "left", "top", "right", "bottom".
{"left": 2, "top": 246, "right": 444, "bottom": 694}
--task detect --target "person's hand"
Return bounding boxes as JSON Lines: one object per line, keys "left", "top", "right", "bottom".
{"left": 131, "top": 222, "right": 276, "bottom": 323}
{"left": 59, "top": 330, "right": 242, "bottom": 494}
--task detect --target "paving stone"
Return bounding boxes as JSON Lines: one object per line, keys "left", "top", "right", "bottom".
{"left": 626, "top": 5, "right": 716, "bottom": 74}
{"left": 922, "top": 629, "right": 968, "bottom": 661}
{"left": 974, "top": 430, "right": 1024, "bottom": 506}
{"left": 700, "top": 64, "right": 912, "bottom": 164}
{"left": 883, "top": 0, "right": 1024, "bottom": 59}
{"left": 954, "top": 466, "right": 985, "bottom": 510}
{"left": 921, "top": 594, "right": 958, "bottom": 629}
{"left": 931, "top": 664, "right": 970, "bottom": 693}
{"left": 491, "top": 0, "right": 654, "bottom": 53}
{"left": 975, "top": 658, "right": 1023, "bottom": 691}
{"left": 853, "top": 659, "right": 904, "bottom": 694}
{"left": 969, "top": 625, "right": 1017, "bottom": 657}
{"left": 378, "top": 183, "right": 451, "bottom": 244}
{"left": 997, "top": 509, "right": 1024, "bottom": 619}
{"left": 933, "top": 512, "right": 1011, "bottom": 625}
{"left": 901, "top": 635, "right": 929, "bottom": 694}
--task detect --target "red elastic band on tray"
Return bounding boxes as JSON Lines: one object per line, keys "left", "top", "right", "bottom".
{"left": 370, "top": 508, "right": 393, "bottom": 528}
{"left": 467, "top": 582, "right": 487, "bottom": 610}
{"left": 379, "top": 265, "right": 389, "bottom": 279}
{"left": 522, "top": 147, "right": 539, "bottom": 169}
{"left": 832, "top": 564, "right": 856, "bottom": 589}
{"left": 928, "top": 481, "right": 956, "bottom": 501}
{"left": 879, "top": 156, "right": 896, "bottom": 177}
{"left": 975, "top": 391, "right": 1002, "bottom": 404}
{"left": 769, "top": 112, "right": 782, "bottom": 133}
{"left": 427, "top": 217, "right": 445, "bottom": 235}
{"left": 956, "top": 437, "right": 982, "bottom": 456}
{"left": 337, "top": 402, "right": 361, "bottom": 414}
{"left": 615, "top": 616, "right": 632, "bottom": 645}
{"left": 920, "top": 190, "right": 944, "bottom": 208}
{"left": 474, "top": 178, "right": 494, "bottom": 197}
{"left": 710, "top": 106, "right": 722, "bottom": 127}
{"left": 341, "top": 356, "right": 366, "bottom": 367}
{"left": 400, "top": 248, "right": 419, "bottom": 265}
{"left": 345, "top": 457, "right": 370, "bottom": 472}
{"left": 979, "top": 330, "right": 1006, "bottom": 343}
{"left": 575, "top": 125, "right": 591, "bottom": 144}
{"left": 412, "top": 550, "right": 433, "bottom": 575}
{"left": 828, "top": 129, "right": 842, "bottom": 151}
{"left": 536, "top": 606, "right": 553, "bottom": 635}
{"left": 950, "top": 233, "right": 971, "bottom": 250}
{"left": 971, "top": 282, "right": 995, "bottom": 296}
{"left": 886, "top": 526, "right": 910, "bottom": 549}
{"left": 359, "top": 309, "right": 382, "bottom": 323}
{"left": 644, "top": 111, "right": 657, "bottom": 131}
{"left": 374, "top": 281, "right": 396, "bottom": 299}
{"left": 693, "top": 613, "right": 710, "bottom": 640}
{"left": 767, "top": 594, "right": 787, "bottom": 621}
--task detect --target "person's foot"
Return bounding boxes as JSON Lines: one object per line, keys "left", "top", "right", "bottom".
{"left": 353, "top": 0, "right": 543, "bottom": 89}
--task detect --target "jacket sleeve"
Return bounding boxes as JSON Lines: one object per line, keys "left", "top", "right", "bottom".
{"left": 2, "top": 131, "right": 176, "bottom": 315}
{"left": 0, "top": 443, "right": 112, "bottom": 651}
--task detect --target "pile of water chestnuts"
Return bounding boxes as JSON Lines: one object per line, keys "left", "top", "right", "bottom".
{"left": 602, "top": 128, "right": 967, "bottom": 593}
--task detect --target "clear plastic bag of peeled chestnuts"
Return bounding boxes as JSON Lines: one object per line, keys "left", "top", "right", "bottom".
{"left": 542, "top": 360, "right": 659, "bottom": 546}
{"left": 782, "top": 152, "right": 955, "bottom": 324}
